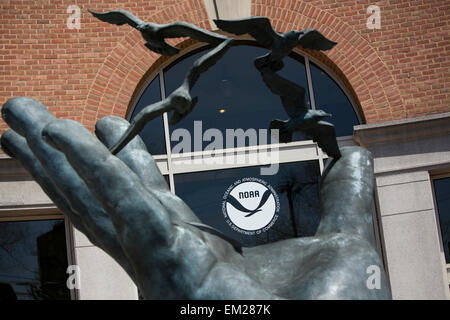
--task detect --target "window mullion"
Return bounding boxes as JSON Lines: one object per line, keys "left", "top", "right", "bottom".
{"left": 159, "top": 70, "right": 176, "bottom": 193}
{"left": 305, "top": 56, "right": 316, "bottom": 110}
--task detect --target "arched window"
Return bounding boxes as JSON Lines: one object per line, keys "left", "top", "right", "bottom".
{"left": 128, "top": 42, "right": 362, "bottom": 246}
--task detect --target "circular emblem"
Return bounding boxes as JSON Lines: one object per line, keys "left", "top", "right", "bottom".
{"left": 222, "top": 177, "right": 279, "bottom": 235}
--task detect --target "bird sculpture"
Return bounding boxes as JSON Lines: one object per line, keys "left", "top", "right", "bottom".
{"left": 88, "top": 9, "right": 229, "bottom": 55}
{"left": 257, "top": 65, "right": 341, "bottom": 159}
{"left": 108, "top": 38, "right": 234, "bottom": 155}
{"left": 214, "top": 16, "right": 336, "bottom": 71}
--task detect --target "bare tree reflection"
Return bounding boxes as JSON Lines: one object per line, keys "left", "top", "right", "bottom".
{"left": 0, "top": 220, "right": 69, "bottom": 300}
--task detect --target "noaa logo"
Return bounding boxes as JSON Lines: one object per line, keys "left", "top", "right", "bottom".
{"left": 222, "top": 177, "right": 280, "bottom": 235}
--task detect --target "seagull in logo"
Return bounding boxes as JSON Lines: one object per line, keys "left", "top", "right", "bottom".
{"left": 214, "top": 16, "right": 336, "bottom": 71}
{"left": 227, "top": 189, "right": 273, "bottom": 217}
{"left": 88, "top": 9, "right": 229, "bottom": 56}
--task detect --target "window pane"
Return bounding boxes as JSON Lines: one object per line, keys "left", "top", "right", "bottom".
{"left": 0, "top": 219, "right": 70, "bottom": 300}
{"left": 434, "top": 177, "right": 450, "bottom": 263}
{"left": 164, "top": 43, "right": 311, "bottom": 151}
{"left": 174, "top": 161, "right": 321, "bottom": 247}
{"left": 163, "top": 174, "right": 170, "bottom": 189}
{"left": 310, "top": 62, "right": 359, "bottom": 136}
{"left": 130, "top": 75, "right": 166, "bottom": 155}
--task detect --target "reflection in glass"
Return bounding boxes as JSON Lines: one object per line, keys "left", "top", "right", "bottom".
{"left": 310, "top": 63, "right": 359, "bottom": 136}
{"left": 164, "top": 43, "right": 311, "bottom": 151}
{"left": 163, "top": 174, "right": 170, "bottom": 189}
{"left": 131, "top": 43, "right": 362, "bottom": 155}
{"left": 0, "top": 219, "right": 70, "bottom": 300}
{"left": 174, "top": 161, "right": 321, "bottom": 247}
{"left": 130, "top": 75, "right": 166, "bottom": 155}
{"left": 434, "top": 178, "right": 450, "bottom": 263}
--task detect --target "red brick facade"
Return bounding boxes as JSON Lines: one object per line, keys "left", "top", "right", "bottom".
{"left": 0, "top": 0, "right": 448, "bottom": 134}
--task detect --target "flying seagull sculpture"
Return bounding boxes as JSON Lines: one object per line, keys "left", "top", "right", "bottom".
{"left": 88, "top": 9, "right": 229, "bottom": 55}
{"left": 108, "top": 38, "right": 234, "bottom": 155}
{"left": 214, "top": 16, "right": 336, "bottom": 71}
{"left": 257, "top": 65, "right": 341, "bottom": 159}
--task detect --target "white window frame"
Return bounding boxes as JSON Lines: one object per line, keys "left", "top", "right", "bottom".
{"left": 431, "top": 172, "right": 450, "bottom": 292}
{"left": 0, "top": 156, "right": 77, "bottom": 300}
{"left": 0, "top": 212, "right": 76, "bottom": 300}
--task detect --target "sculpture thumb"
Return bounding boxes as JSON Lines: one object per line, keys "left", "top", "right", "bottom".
{"left": 316, "top": 146, "right": 376, "bottom": 246}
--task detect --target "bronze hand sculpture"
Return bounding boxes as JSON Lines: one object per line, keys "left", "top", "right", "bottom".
{"left": 1, "top": 97, "right": 390, "bottom": 299}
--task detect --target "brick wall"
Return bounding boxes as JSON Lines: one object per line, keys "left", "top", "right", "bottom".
{"left": 0, "top": 0, "right": 448, "bottom": 134}
{"left": 0, "top": 0, "right": 211, "bottom": 133}
{"left": 252, "top": 0, "right": 449, "bottom": 122}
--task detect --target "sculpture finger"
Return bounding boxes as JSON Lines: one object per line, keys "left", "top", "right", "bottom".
{"left": 95, "top": 116, "right": 201, "bottom": 223}
{"left": 41, "top": 119, "right": 175, "bottom": 265}
{"left": 1, "top": 129, "right": 86, "bottom": 232}
{"left": 1, "top": 97, "right": 136, "bottom": 281}
{"left": 1, "top": 98, "right": 108, "bottom": 230}
{"left": 1, "top": 130, "right": 138, "bottom": 282}
{"left": 316, "top": 146, "right": 376, "bottom": 246}
{"left": 95, "top": 116, "right": 169, "bottom": 191}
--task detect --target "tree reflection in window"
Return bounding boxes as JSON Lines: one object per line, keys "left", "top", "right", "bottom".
{"left": 0, "top": 219, "right": 70, "bottom": 300}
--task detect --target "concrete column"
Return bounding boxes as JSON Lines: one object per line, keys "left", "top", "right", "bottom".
{"left": 355, "top": 113, "right": 450, "bottom": 300}
{"left": 72, "top": 228, "right": 138, "bottom": 300}
{"left": 376, "top": 171, "right": 448, "bottom": 299}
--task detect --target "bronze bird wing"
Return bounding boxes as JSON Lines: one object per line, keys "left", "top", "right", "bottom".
{"left": 214, "top": 17, "right": 282, "bottom": 48}
{"left": 88, "top": 9, "right": 144, "bottom": 28}
{"left": 144, "top": 41, "right": 180, "bottom": 56}
{"left": 304, "top": 120, "right": 341, "bottom": 159}
{"left": 297, "top": 29, "right": 337, "bottom": 51}
{"left": 258, "top": 66, "right": 307, "bottom": 118}
{"left": 109, "top": 99, "right": 173, "bottom": 155}
{"left": 168, "top": 39, "right": 233, "bottom": 124}
{"left": 167, "top": 96, "right": 198, "bottom": 125}
{"left": 158, "top": 21, "right": 229, "bottom": 45}
{"left": 184, "top": 38, "right": 234, "bottom": 90}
